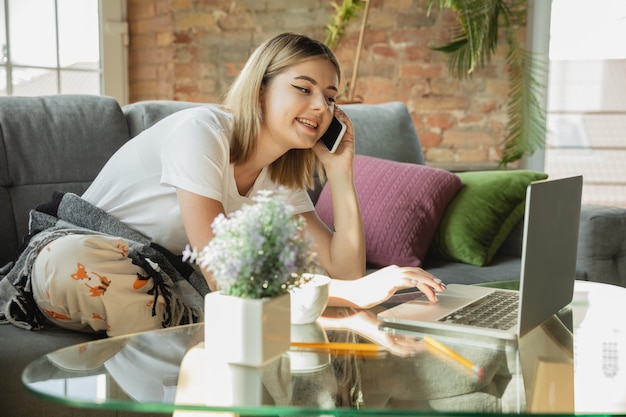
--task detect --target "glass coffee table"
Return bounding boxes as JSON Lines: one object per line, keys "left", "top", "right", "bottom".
{"left": 22, "top": 280, "right": 626, "bottom": 416}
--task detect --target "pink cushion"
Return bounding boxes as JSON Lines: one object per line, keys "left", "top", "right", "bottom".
{"left": 315, "top": 155, "right": 462, "bottom": 268}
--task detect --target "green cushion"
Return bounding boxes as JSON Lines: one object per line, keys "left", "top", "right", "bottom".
{"left": 429, "top": 170, "right": 549, "bottom": 266}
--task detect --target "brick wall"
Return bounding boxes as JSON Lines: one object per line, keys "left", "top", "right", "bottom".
{"left": 127, "top": 0, "right": 519, "bottom": 168}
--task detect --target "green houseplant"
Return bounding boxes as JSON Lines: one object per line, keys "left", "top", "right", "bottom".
{"left": 324, "top": 0, "right": 369, "bottom": 102}
{"left": 324, "top": 0, "right": 367, "bottom": 51}
{"left": 325, "top": 0, "right": 545, "bottom": 167}
{"left": 184, "top": 188, "right": 318, "bottom": 367}
{"left": 183, "top": 189, "right": 317, "bottom": 299}
{"left": 427, "top": 0, "right": 547, "bottom": 167}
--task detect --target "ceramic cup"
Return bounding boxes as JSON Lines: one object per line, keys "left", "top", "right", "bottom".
{"left": 288, "top": 321, "right": 331, "bottom": 373}
{"left": 290, "top": 273, "right": 331, "bottom": 324}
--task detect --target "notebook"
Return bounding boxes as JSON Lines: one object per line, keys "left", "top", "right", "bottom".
{"left": 377, "top": 175, "right": 583, "bottom": 341}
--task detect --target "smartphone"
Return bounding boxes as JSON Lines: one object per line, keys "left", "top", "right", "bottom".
{"left": 319, "top": 115, "right": 347, "bottom": 153}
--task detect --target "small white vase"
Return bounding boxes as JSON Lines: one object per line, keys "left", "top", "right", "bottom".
{"left": 204, "top": 292, "right": 291, "bottom": 367}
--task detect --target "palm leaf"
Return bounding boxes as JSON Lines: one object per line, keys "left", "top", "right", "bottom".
{"left": 428, "top": 0, "right": 546, "bottom": 167}
{"left": 324, "top": 0, "right": 366, "bottom": 51}
{"left": 501, "top": 45, "right": 547, "bottom": 167}
{"left": 430, "top": 0, "right": 503, "bottom": 78}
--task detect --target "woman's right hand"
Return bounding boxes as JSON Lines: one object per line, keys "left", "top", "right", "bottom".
{"left": 328, "top": 265, "right": 447, "bottom": 309}
{"left": 318, "top": 309, "right": 426, "bottom": 358}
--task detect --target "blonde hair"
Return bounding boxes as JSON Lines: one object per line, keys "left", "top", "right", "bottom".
{"left": 224, "top": 33, "right": 341, "bottom": 190}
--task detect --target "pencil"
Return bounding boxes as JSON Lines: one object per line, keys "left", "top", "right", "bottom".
{"left": 423, "top": 335, "right": 484, "bottom": 377}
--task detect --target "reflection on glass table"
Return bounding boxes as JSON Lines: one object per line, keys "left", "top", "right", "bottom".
{"left": 21, "top": 281, "right": 626, "bottom": 416}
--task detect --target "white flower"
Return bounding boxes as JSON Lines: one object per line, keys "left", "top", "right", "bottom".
{"left": 184, "top": 188, "right": 319, "bottom": 298}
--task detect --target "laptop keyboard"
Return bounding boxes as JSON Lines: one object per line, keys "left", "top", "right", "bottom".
{"left": 439, "top": 290, "right": 519, "bottom": 330}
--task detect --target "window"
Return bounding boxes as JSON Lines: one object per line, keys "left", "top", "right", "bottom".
{"left": 0, "top": 0, "right": 127, "bottom": 103}
{"left": 527, "top": 0, "right": 626, "bottom": 208}
{"left": 545, "top": 0, "right": 626, "bottom": 207}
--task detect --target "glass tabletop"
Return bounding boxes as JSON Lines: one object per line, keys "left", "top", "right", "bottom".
{"left": 21, "top": 280, "right": 626, "bottom": 416}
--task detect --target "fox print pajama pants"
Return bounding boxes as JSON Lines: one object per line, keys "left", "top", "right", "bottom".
{"left": 31, "top": 234, "right": 167, "bottom": 337}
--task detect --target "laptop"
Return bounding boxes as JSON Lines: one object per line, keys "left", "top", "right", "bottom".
{"left": 378, "top": 175, "right": 583, "bottom": 342}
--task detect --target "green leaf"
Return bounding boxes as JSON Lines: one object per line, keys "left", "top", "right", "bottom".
{"left": 428, "top": 0, "right": 546, "bottom": 166}
{"left": 323, "top": 0, "right": 367, "bottom": 51}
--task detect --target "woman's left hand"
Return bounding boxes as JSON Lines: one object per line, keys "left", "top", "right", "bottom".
{"left": 328, "top": 265, "right": 447, "bottom": 310}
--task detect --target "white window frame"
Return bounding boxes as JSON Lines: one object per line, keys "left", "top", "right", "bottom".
{"left": 523, "top": 0, "right": 551, "bottom": 172}
{"left": 101, "top": 0, "right": 128, "bottom": 105}
{"left": 1, "top": 0, "right": 127, "bottom": 104}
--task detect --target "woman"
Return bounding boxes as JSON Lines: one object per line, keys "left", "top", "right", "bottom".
{"left": 30, "top": 33, "right": 445, "bottom": 336}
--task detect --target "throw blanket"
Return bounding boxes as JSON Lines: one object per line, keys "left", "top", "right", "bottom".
{"left": 0, "top": 192, "right": 207, "bottom": 331}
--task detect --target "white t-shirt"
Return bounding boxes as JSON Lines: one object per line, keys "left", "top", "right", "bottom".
{"left": 82, "top": 105, "right": 314, "bottom": 254}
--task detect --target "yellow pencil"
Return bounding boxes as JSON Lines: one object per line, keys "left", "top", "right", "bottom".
{"left": 424, "top": 335, "right": 484, "bottom": 377}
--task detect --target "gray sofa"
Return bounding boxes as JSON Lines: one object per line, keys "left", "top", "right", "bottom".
{"left": 1, "top": 95, "right": 625, "bottom": 417}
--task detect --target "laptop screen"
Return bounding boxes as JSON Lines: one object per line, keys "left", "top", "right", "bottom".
{"left": 517, "top": 175, "right": 582, "bottom": 336}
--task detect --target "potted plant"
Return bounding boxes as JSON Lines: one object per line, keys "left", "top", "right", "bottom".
{"left": 183, "top": 189, "right": 318, "bottom": 367}
{"left": 427, "top": 0, "right": 546, "bottom": 167}
{"left": 325, "top": 0, "right": 544, "bottom": 167}
{"left": 324, "top": 0, "right": 370, "bottom": 102}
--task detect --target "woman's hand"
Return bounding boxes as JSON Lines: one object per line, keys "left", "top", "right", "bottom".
{"left": 318, "top": 309, "right": 426, "bottom": 358}
{"left": 312, "top": 106, "right": 355, "bottom": 175}
{"left": 328, "top": 265, "right": 447, "bottom": 309}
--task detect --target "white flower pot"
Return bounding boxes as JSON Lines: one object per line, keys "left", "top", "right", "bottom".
{"left": 204, "top": 292, "right": 291, "bottom": 367}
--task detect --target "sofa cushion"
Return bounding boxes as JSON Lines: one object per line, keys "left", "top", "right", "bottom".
{"left": 576, "top": 205, "right": 626, "bottom": 286}
{"left": 0, "top": 95, "right": 130, "bottom": 267}
{"left": 342, "top": 101, "right": 425, "bottom": 165}
{"left": 429, "top": 170, "right": 549, "bottom": 266}
{"left": 123, "top": 100, "right": 206, "bottom": 138}
{"left": 423, "top": 255, "right": 522, "bottom": 285}
{"left": 315, "top": 155, "right": 462, "bottom": 268}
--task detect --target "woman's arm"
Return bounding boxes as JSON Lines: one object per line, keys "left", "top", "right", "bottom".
{"left": 301, "top": 207, "right": 365, "bottom": 280}
{"left": 176, "top": 188, "right": 225, "bottom": 290}
{"left": 307, "top": 107, "right": 366, "bottom": 280}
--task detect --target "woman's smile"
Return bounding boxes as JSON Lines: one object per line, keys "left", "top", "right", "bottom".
{"left": 260, "top": 57, "right": 339, "bottom": 150}
{"left": 295, "top": 117, "right": 319, "bottom": 130}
